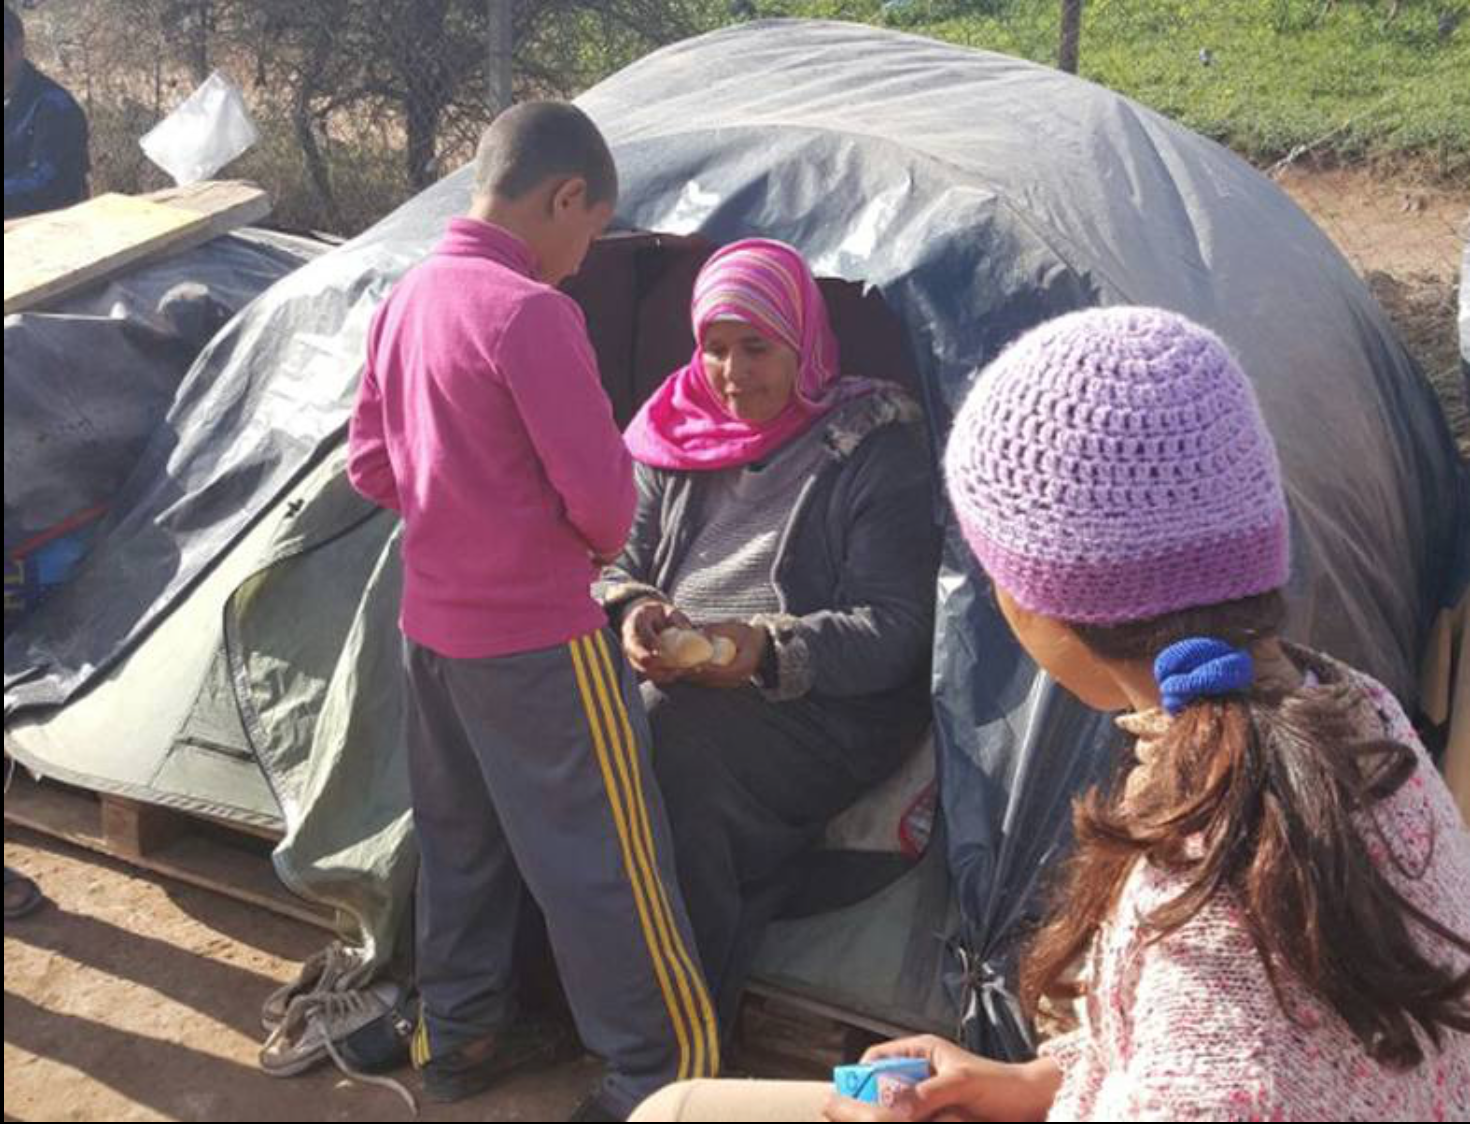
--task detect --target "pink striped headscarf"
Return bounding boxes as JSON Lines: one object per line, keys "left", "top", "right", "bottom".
{"left": 624, "top": 238, "right": 881, "bottom": 471}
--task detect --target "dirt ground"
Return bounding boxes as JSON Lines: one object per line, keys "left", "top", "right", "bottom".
{"left": 1276, "top": 161, "right": 1468, "bottom": 453}
{"left": 1275, "top": 163, "right": 1464, "bottom": 280}
{"left": 3, "top": 829, "right": 603, "bottom": 1122}
{"left": 5, "top": 164, "right": 1468, "bottom": 1123}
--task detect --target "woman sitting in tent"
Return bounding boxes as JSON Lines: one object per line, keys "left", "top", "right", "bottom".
{"left": 597, "top": 238, "right": 938, "bottom": 1040}
{"left": 629, "top": 307, "right": 1470, "bottom": 1122}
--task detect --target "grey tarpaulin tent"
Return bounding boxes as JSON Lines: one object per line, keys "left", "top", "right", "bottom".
{"left": 5, "top": 20, "right": 1464, "bottom": 1052}
{"left": 4, "top": 229, "right": 322, "bottom": 624}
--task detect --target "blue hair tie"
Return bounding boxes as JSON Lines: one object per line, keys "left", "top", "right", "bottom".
{"left": 1154, "top": 637, "right": 1254, "bottom": 715}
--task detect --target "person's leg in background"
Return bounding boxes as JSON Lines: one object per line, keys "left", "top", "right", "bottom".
{"left": 629, "top": 1078, "right": 829, "bottom": 1122}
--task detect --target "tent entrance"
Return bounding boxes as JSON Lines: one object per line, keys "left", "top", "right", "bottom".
{"left": 565, "top": 231, "right": 920, "bottom": 426}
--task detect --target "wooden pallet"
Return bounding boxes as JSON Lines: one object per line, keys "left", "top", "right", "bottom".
{"left": 735, "top": 988, "right": 884, "bottom": 1077}
{"left": 4, "top": 771, "right": 901, "bottom": 1062}
{"left": 3, "top": 769, "right": 333, "bottom": 930}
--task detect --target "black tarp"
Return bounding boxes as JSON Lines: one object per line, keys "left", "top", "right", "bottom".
{"left": 4, "top": 229, "right": 323, "bottom": 623}
{"left": 5, "top": 19, "right": 1463, "bottom": 1052}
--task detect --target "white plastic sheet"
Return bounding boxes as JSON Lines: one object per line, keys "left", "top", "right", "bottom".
{"left": 140, "top": 71, "right": 259, "bottom": 186}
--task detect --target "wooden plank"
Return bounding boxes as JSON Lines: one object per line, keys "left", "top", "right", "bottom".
{"left": 3, "top": 181, "right": 271, "bottom": 314}
{"left": 744, "top": 980, "right": 924, "bottom": 1042}
{"left": 3, "top": 771, "right": 333, "bottom": 930}
{"left": 735, "top": 990, "right": 863, "bottom": 1077}
{"left": 100, "top": 793, "right": 186, "bottom": 857}
{"left": 6, "top": 773, "right": 918, "bottom": 1067}
{"left": 143, "top": 180, "right": 273, "bottom": 237}
{"left": 4, "top": 194, "right": 209, "bottom": 314}
{"left": 4, "top": 180, "right": 272, "bottom": 236}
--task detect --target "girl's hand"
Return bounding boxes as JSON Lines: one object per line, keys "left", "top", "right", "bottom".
{"left": 860, "top": 1036, "right": 1061, "bottom": 1123}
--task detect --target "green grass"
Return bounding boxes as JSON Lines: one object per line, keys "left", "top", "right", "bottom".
{"left": 741, "top": 1, "right": 1470, "bottom": 173}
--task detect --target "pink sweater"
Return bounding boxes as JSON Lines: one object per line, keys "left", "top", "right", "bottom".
{"left": 347, "top": 218, "right": 634, "bottom": 659}
{"left": 1042, "top": 664, "right": 1470, "bottom": 1121}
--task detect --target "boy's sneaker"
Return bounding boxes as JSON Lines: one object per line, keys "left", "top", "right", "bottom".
{"left": 259, "top": 980, "right": 401, "bottom": 1077}
{"left": 335, "top": 988, "right": 417, "bottom": 1073}
{"left": 260, "top": 941, "right": 370, "bottom": 1032}
{"left": 416, "top": 1014, "right": 580, "bottom": 1103}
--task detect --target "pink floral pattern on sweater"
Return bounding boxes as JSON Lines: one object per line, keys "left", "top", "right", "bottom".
{"left": 1041, "top": 664, "right": 1470, "bottom": 1122}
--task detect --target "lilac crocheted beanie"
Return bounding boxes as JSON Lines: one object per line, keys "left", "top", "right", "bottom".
{"left": 944, "top": 306, "right": 1290, "bottom": 625}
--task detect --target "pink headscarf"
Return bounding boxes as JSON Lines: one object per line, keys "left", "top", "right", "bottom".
{"left": 624, "top": 238, "right": 881, "bottom": 471}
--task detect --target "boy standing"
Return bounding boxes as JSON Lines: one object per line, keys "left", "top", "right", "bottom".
{"left": 348, "top": 102, "right": 718, "bottom": 1122}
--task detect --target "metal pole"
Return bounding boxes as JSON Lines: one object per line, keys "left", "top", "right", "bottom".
{"left": 488, "top": 0, "right": 513, "bottom": 117}
{"left": 1059, "top": 0, "right": 1083, "bottom": 75}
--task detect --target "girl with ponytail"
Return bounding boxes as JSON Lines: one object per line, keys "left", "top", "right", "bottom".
{"left": 634, "top": 307, "right": 1469, "bottom": 1122}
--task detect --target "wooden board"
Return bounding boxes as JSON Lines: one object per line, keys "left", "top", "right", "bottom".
{"left": 744, "top": 981, "right": 924, "bottom": 1043}
{"left": 735, "top": 989, "right": 878, "bottom": 1077}
{"left": 3, "top": 770, "right": 334, "bottom": 930}
{"left": 141, "top": 180, "right": 273, "bottom": 238}
{"left": 3, "top": 181, "right": 272, "bottom": 314}
{"left": 4, "top": 194, "right": 209, "bottom": 314}
{"left": 3, "top": 771, "right": 909, "bottom": 1061}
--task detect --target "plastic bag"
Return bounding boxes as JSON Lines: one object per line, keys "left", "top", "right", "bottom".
{"left": 140, "top": 71, "right": 259, "bottom": 186}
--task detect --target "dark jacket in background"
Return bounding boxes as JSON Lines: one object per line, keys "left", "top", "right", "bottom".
{"left": 5, "top": 62, "right": 89, "bottom": 219}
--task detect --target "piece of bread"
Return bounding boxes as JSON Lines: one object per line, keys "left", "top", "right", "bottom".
{"left": 656, "top": 628, "right": 739, "bottom": 669}
{"left": 657, "top": 627, "right": 715, "bottom": 668}
{"left": 708, "top": 636, "right": 737, "bottom": 667}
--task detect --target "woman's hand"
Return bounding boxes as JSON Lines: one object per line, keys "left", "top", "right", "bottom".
{"left": 684, "top": 621, "right": 768, "bottom": 690}
{"left": 621, "top": 599, "right": 693, "bottom": 685}
{"left": 849, "top": 1036, "right": 1060, "bottom": 1123}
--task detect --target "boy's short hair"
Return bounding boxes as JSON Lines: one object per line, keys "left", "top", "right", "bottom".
{"left": 5, "top": 7, "right": 24, "bottom": 48}
{"left": 472, "top": 101, "right": 618, "bottom": 208}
